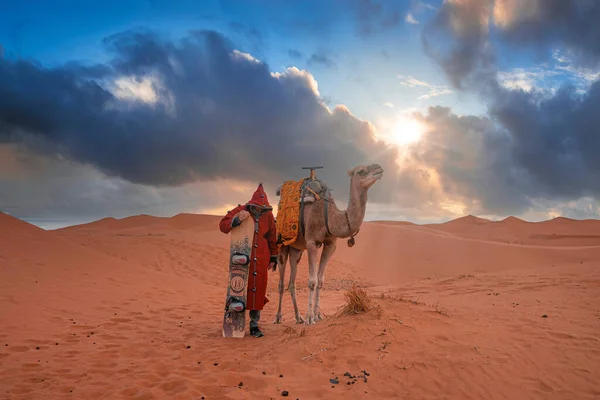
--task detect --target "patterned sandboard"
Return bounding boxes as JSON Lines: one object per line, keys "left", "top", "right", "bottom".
{"left": 222, "top": 216, "right": 254, "bottom": 338}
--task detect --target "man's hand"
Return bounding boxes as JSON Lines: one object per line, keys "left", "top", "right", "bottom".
{"left": 237, "top": 210, "right": 250, "bottom": 221}
{"left": 269, "top": 256, "right": 278, "bottom": 272}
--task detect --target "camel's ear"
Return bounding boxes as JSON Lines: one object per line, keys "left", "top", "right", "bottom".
{"left": 347, "top": 167, "right": 357, "bottom": 176}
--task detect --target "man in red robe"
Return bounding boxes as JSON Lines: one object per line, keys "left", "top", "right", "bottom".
{"left": 219, "top": 183, "right": 278, "bottom": 338}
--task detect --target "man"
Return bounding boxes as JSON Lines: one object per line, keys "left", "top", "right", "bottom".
{"left": 219, "top": 182, "right": 278, "bottom": 338}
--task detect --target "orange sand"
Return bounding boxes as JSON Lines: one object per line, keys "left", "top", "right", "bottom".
{"left": 1, "top": 211, "right": 599, "bottom": 399}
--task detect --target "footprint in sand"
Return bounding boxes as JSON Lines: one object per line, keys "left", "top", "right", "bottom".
{"left": 548, "top": 331, "right": 576, "bottom": 340}
{"left": 222, "top": 375, "right": 269, "bottom": 391}
{"left": 110, "top": 318, "right": 132, "bottom": 323}
{"left": 56, "top": 369, "right": 71, "bottom": 374}
{"left": 102, "top": 343, "right": 123, "bottom": 349}
{"left": 120, "top": 387, "right": 140, "bottom": 396}
{"left": 55, "top": 350, "right": 81, "bottom": 360}
{"left": 9, "top": 345, "right": 30, "bottom": 353}
{"left": 71, "top": 324, "right": 96, "bottom": 331}
{"left": 127, "top": 311, "right": 145, "bottom": 316}
{"left": 160, "top": 379, "right": 188, "bottom": 394}
{"left": 117, "top": 368, "right": 134, "bottom": 374}
{"left": 91, "top": 361, "right": 119, "bottom": 369}
{"left": 59, "top": 386, "right": 76, "bottom": 394}
{"left": 8, "top": 385, "right": 33, "bottom": 395}
{"left": 534, "top": 380, "right": 555, "bottom": 393}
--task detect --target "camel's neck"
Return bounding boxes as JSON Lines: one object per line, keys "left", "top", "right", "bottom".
{"left": 327, "top": 182, "right": 367, "bottom": 238}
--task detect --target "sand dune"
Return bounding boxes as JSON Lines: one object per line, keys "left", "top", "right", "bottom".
{"left": 57, "top": 213, "right": 222, "bottom": 234}
{"left": 423, "top": 215, "right": 600, "bottom": 247}
{"left": 1, "top": 212, "right": 599, "bottom": 399}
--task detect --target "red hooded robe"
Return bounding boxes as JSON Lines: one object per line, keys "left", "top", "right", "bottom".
{"left": 219, "top": 183, "right": 278, "bottom": 311}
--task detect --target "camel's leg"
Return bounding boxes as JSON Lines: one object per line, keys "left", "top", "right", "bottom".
{"left": 304, "top": 241, "right": 319, "bottom": 325}
{"left": 288, "top": 248, "right": 304, "bottom": 324}
{"left": 314, "top": 240, "right": 337, "bottom": 322}
{"left": 273, "top": 246, "right": 289, "bottom": 324}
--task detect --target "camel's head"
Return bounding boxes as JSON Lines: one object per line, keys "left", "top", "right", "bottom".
{"left": 348, "top": 163, "right": 384, "bottom": 189}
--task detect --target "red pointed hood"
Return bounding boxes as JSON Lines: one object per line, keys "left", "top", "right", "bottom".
{"left": 245, "top": 182, "right": 272, "bottom": 210}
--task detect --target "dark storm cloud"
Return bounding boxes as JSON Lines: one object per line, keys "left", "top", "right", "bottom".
{"left": 421, "top": 0, "right": 494, "bottom": 90}
{"left": 489, "top": 80, "right": 600, "bottom": 199}
{"left": 415, "top": 0, "right": 600, "bottom": 214}
{"left": 307, "top": 53, "right": 336, "bottom": 68}
{"left": 288, "top": 49, "right": 303, "bottom": 60}
{"left": 422, "top": 0, "right": 600, "bottom": 90}
{"left": 7, "top": 19, "right": 30, "bottom": 58}
{"left": 354, "top": 0, "right": 403, "bottom": 37}
{"left": 0, "top": 143, "right": 253, "bottom": 228}
{"left": 0, "top": 29, "right": 396, "bottom": 200}
{"left": 398, "top": 106, "right": 530, "bottom": 215}
{"left": 227, "top": 21, "right": 265, "bottom": 55}
{"left": 497, "top": 0, "right": 600, "bottom": 69}
{"left": 228, "top": 22, "right": 263, "bottom": 43}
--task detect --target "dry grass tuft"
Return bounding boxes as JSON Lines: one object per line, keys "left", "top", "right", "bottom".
{"left": 282, "top": 325, "right": 307, "bottom": 337}
{"left": 282, "top": 325, "right": 297, "bottom": 335}
{"left": 337, "top": 283, "right": 381, "bottom": 317}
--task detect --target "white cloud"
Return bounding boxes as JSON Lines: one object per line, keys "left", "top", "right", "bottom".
{"left": 383, "top": 102, "right": 394, "bottom": 108}
{"left": 417, "top": 2, "right": 437, "bottom": 11}
{"left": 405, "top": 13, "right": 419, "bottom": 24}
{"left": 411, "top": 1, "right": 437, "bottom": 15}
{"left": 518, "top": 197, "right": 600, "bottom": 222}
{"left": 398, "top": 75, "right": 453, "bottom": 99}
{"left": 418, "top": 87, "right": 453, "bottom": 99}
{"left": 231, "top": 49, "right": 260, "bottom": 64}
{"left": 271, "top": 66, "right": 321, "bottom": 97}
{"left": 552, "top": 49, "right": 600, "bottom": 84}
{"left": 496, "top": 67, "right": 560, "bottom": 92}
{"left": 398, "top": 75, "right": 429, "bottom": 87}
{"left": 497, "top": 51, "right": 600, "bottom": 95}
{"left": 111, "top": 75, "right": 159, "bottom": 104}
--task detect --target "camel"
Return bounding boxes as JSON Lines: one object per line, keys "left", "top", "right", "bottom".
{"left": 273, "top": 163, "right": 384, "bottom": 325}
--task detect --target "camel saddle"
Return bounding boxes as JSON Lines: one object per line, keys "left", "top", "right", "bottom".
{"left": 275, "top": 178, "right": 329, "bottom": 248}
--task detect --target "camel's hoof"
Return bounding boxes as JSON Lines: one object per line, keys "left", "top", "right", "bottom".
{"left": 304, "top": 314, "right": 316, "bottom": 325}
{"left": 273, "top": 314, "right": 283, "bottom": 324}
{"left": 314, "top": 313, "right": 323, "bottom": 322}
{"left": 295, "top": 315, "right": 305, "bottom": 324}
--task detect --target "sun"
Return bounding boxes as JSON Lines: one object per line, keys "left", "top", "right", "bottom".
{"left": 386, "top": 114, "right": 426, "bottom": 146}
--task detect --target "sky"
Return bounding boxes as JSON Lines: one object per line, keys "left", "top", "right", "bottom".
{"left": 1, "top": 0, "right": 599, "bottom": 229}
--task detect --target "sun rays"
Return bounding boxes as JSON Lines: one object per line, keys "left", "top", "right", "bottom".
{"left": 376, "top": 112, "right": 427, "bottom": 148}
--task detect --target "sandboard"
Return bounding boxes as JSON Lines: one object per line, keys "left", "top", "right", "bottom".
{"left": 222, "top": 216, "right": 255, "bottom": 338}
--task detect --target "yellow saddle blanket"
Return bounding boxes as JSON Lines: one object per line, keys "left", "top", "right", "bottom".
{"left": 275, "top": 179, "right": 305, "bottom": 247}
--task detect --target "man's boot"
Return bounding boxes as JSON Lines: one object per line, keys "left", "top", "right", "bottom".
{"left": 250, "top": 326, "right": 264, "bottom": 338}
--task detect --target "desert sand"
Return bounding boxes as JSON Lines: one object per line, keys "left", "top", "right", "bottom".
{"left": 1, "top": 211, "right": 599, "bottom": 399}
